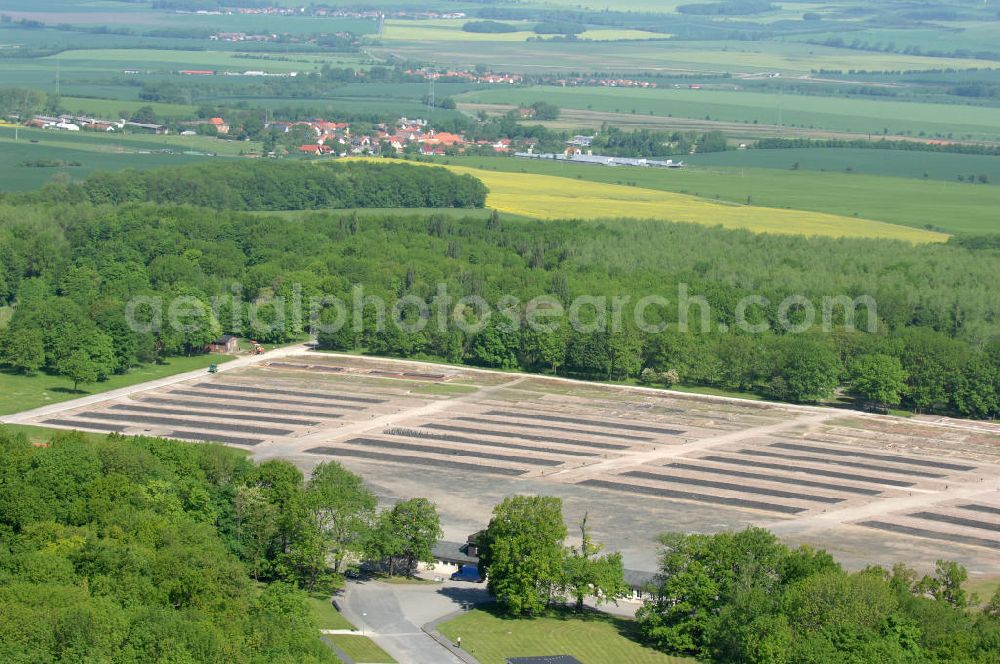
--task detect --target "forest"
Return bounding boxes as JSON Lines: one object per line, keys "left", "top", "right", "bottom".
{"left": 0, "top": 427, "right": 443, "bottom": 661}
{"left": 0, "top": 162, "right": 997, "bottom": 417}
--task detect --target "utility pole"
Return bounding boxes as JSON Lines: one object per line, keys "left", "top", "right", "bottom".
{"left": 777, "top": 82, "right": 783, "bottom": 130}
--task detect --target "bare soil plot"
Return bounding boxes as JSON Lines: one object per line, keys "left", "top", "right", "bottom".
{"left": 109, "top": 403, "right": 324, "bottom": 427}
{"left": 305, "top": 446, "right": 528, "bottom": 477}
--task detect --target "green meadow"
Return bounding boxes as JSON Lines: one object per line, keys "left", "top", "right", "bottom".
{"left": 0, "top": 125, "right": 251, "bottom": 191}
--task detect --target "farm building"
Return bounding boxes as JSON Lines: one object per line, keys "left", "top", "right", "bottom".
{"left": 206, "top": 335, "right": 240, "bottom": 354}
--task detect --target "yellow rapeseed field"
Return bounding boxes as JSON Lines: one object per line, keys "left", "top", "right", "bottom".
{"left": 341, "top": 159, "right": 948, "bottom": 243}
{"left": 442, "top": 165, "right": 947, "bottom": 243}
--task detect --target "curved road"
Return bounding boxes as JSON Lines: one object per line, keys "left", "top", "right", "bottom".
{"left": 337, "top": 578, "right": 490, "bottom": 664}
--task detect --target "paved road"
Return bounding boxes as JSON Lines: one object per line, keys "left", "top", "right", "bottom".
{"left": 337, "top": 578, "right": 491, "bottom": 664}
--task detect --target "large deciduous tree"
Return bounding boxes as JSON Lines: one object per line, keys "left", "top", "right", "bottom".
{"left": 367, "top": 498, "right": 441, "bottom": 577}
{"left": 305, "top": 461, "right": 377, "bottom": 574}
{"left": 478, "top": 495, "right": 568, "bottom": 615}
{"left": 850, "top": 353, "right": 908, "bottom": 410}
{"left": 1, "top": 326, "right": 45, "bottom": 374}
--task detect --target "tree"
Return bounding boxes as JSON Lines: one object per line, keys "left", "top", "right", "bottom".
{"left": 637, "top": 528, "right": 838, "bottom": 657}
{"left": 1, "top": 326, "right": 45, "bottom": 375}
{"left": 561, "top": 513, "right": 628, "bottom": 612}
{"left": 767, "top": 337, "right": 842, "bottom": 403}
{"left": 850, "top": 353, "right": 908, "bottom": 410}
{"left": 57, "top": 349, "right": 99, "bottom": 391}
{"left": 469, "top": 315, "right": 520, "bottom": 369}
{"left": 919, "top": 560, "right": 968, "bottom": 609}
{"left": 130, "top": 105, "right": 158, "bottom": 124}
{"left": 952, "top": 354, "right": 998, "bottom": 419}
{"left": 367, "top": 498, "right": 441, "bottom": 577}
{"left": 233, "top": 484, "right": 278, "bottom": 581}
{"left": 520, "top": 318, "right": 568, "bottom": 373}
{"left": 305, "top": 462, "right": 376, "bottom": 573}
{"left": 478, "top": 495, "right": 568, "bottom": 615}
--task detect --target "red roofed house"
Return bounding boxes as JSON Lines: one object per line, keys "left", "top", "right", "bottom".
{"left": 209, "top": 117, "right": 229, "bottom": 134}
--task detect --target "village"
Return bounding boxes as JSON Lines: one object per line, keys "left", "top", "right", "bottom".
{"left": 15, "top": 111, "right": 700, "bottom": 167}
{"left": 14, "top": 111, "right": 517, "bottom": 158}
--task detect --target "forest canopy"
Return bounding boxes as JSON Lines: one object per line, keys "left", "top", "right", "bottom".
{"left": 0, "top": 196, "right": 997, "bottom": 418}
{"left": 0, "top": 429, "right": 340, "bottom": 663}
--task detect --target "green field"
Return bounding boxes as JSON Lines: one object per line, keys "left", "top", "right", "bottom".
{"left": 459, "top": 86, "right": 1000, "bottom": 140}
{"left": 26, "top": 48, "right": 340, "bottom": 75}
{"left": 0, "top": 355, "right": 231, "bottom": 417}
{"left": 438, "top": 608, "right": 692, "bottom": 664}
{"left": 445, "top": 155, "right": 1000, "bottom": 234}
{"left": 0, "top": 125, "right": 255, "bottom": 191}
{"left": 59, "top": 96, "right": 198, "bottom": 119}
{"left": 373, "top": 37, "right": 997, "bottom": 76}
{"left": 685, "top": 147, "right": 1000, "bottom": 184}
{"left": 325, "top": 635, "right": 396, "bottom": 663}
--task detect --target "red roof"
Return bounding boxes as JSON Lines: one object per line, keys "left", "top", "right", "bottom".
{"left": 209, "top": 117, "right": 226, "bottom": 126}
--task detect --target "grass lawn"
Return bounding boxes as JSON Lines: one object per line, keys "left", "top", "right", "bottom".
{"left": 0, "top": 423, "right": 108, "bottom": 444}
{"left": 307, "top": 594, "right": 356, "bottom": 631}
{"left": 967, "top": 577, "right": 1000, "bottom": 607}
{"left": 438, "top": 607, "right": 693, "bottom": 664}
{"left": 0, "top": 354, "right": 231, "bottom": 417}
{"left": 326, "top": 635, "right": 396, "bottom": 663}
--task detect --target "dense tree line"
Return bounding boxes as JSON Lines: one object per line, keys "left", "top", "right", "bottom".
{"left": 755, "top": 137, "right": 1000, "bottom": 157}
{"left": 637, "top": 528, "right": 1000, "bottom": 663}
{"left": 677, "top": 1, "right": 777, "bottom": 16}
{"left": 0, "top": 199, "right": 997, "bottom": 416}
{"left": 591, "top": 127, "right": 728, "bottom": 157}
{"left": 9, "top": 161, "right": 487, "bottom": 211}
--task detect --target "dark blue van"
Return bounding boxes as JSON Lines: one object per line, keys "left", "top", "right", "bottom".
{"left": 450, "top": 564, "right": 483, "bottom": 583}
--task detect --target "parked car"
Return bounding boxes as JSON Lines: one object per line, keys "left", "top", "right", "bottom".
{"left": 450, "top": 564, "right": 483, "bottom": 583}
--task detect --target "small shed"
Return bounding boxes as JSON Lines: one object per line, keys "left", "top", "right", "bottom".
{"left": 207, "top": 335, "right": 240, "bottom": 354}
